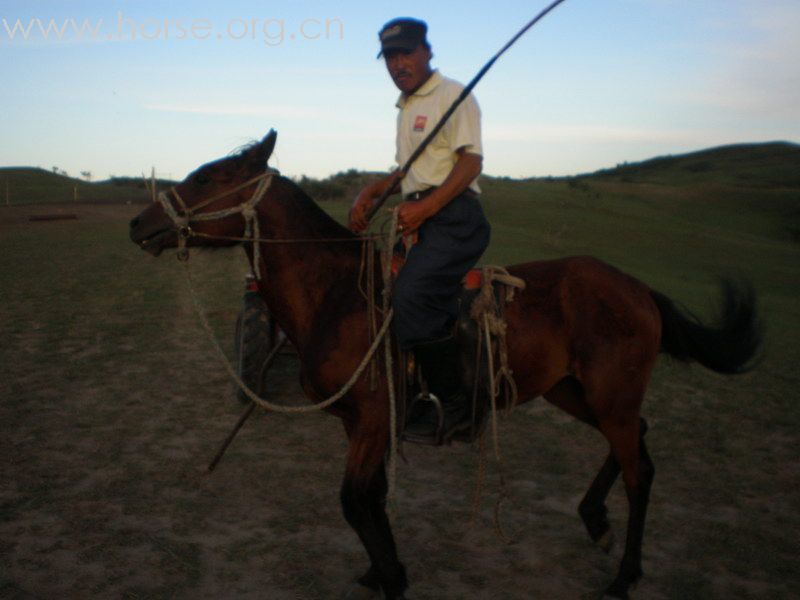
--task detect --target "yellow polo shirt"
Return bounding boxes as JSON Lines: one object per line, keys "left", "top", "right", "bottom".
{"left": 395, "top": 70, "right": 482, "bottom": 197}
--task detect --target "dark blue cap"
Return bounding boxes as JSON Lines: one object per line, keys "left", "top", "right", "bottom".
{"left": 377, "top": 18, "right": 428, "bottom": 58}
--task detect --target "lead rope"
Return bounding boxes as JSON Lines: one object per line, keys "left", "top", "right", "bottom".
{"left": 482, "top": 310, "right": 515, "bottom": 544}
{"left": 381, "top": 208, "right": 402, "bottom": 508}
{"left": 182, "top": 260, "right": 394, "bottom": 414}
{"left": 181, "top": 212, "right": 404, "bottom": 505}
{"left": 468, "top": 266, "right": 525, "bottom": 543}
{"left": 366, "top": 237, "right": 379, "bottom": 390}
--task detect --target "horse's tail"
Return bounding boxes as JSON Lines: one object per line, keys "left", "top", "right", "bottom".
{"left": 650, "top": 279, "right": 762, "bottom": 374}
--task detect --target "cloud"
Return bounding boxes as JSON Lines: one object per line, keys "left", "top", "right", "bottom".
{"left": 143, "top": 102, "right": 321, "bottom": 119}
{"left": 484, "top": 124, "right": 705, "bottom": 145}
{"left": 689, "top": 2, "right": 800, "bottom": 119}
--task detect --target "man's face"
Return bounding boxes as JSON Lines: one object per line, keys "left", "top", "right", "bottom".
{"left": 384, "top": 45, "right": 432, "bottom": 94}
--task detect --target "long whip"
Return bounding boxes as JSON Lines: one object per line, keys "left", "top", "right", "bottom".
{"left": 366, "top": 0, "right": 568, "bottom": 222}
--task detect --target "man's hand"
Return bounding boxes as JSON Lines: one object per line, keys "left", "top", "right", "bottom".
{"left": 348, "top": 170, "right": 404, "bottom": 233}
{"left": 396, "top": 198, "right": 435, "bottom": 234}
{"left": 348, "top": 190, "right": 374, "bottom": 233}
{"left": 395, "top": 151, "right": 482, "bottom": 234}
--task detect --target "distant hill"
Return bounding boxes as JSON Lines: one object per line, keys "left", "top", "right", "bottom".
{"left": 0, "top": 167, "right": 178, "bottom": 205}
{"left": 294, "top": 169, "right": 386, "bottom": 203}
{"left": 1, "top": 142, "right": 798, "bottom": 207}
{"left": 584, "top": 141, "right": 800, "bottom": 187}
{"left": 295, "top": 141, "right": 800, "bottom": 199}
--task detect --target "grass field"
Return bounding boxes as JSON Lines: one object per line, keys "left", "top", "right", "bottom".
{"left": 1, "top": 144, "right": 799, "bottom": 599}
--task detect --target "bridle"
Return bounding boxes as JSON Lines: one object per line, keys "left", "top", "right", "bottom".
{"left": 157, "top": 168, "right": 279, "bottom": 273}
{"left": 156, "top": 166, "right": 383, "bottom": 280}
{"left": 153, "top": 170, "right": 405, "bottom": 497}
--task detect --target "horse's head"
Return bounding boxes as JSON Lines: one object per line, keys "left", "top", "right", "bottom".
{"left": 129, "top": 129, "right": 278, "bottom": 256}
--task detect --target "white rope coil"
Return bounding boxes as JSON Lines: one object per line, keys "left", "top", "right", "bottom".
{"left": 184, "top": 261, "right": 394, "bottom": 414}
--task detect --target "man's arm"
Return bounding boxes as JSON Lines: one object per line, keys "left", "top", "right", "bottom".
{"left": 396, "top": 148, "right": 482, "bottom": 233}
{"left": 348, "top": 170, "right": 403, "bottom": 232}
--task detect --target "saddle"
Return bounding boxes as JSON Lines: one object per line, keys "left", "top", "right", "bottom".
{"left": 391, "top": 256, "right": 525, "bottom": 445}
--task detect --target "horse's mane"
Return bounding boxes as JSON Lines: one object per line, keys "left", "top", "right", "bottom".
{"left": 274, "top": 175, "right": 359, "bottom": 244}
{"left": 222, "top": 140, "right": 359, "bottom": 249}
{"left": 227, "top": 139, "right": 262, "bottom": 160}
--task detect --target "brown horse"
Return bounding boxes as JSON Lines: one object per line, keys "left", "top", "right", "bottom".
{"left": 129, "top": 130, "right": 761, "bottom": 599}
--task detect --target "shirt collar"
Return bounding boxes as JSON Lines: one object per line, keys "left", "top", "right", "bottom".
{"left": 395, "top": 69, "right": 442, "bottom": 108}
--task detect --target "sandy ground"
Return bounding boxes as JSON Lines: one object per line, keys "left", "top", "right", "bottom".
{"left": 1, "top": 203, "right": 797, "bottom": 599}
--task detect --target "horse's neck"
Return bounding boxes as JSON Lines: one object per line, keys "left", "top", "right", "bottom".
{"left": 255, "top": 178, "right": 364, "bottom": 352}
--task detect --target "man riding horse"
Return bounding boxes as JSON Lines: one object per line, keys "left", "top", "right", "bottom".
{"left": 129, "top": 13, "right": 762, "bottom": 599}
{"left": 349, "top": 17, "right": 491, "bottom": 445}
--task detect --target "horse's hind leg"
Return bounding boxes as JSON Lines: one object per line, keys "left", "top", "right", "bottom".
{"left": 579, "top": 451, "right": 620, "bottom": 551}
{"left": 599, "top": 415, "right": 655, "bottom": 599}
{"left": 577, "top": 418, "right": 651, "bottom": 553}
{"left": 543, "top": 377, "right": 620, "bottom": 550}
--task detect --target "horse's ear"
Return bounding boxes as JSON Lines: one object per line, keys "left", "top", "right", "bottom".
{"left": 260, "top": 129, "right": 277, "bottom": 163}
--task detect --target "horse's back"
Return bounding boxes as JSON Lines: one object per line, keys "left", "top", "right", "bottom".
{"left": 507, "top": 255, "right": 657, "bottom": 315}
{"left": 503, "top": 256, "right": 661, "bottom": 402}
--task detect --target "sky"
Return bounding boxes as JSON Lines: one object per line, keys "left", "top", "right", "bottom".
{"left": 1, "top": 0, "right": 799, "bottom": 181}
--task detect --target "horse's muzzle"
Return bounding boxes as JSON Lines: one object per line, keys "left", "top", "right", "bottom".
{"left": 129, "top": 213, "right": 176, "bottom": 256}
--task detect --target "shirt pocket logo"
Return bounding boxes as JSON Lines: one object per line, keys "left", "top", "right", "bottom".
{"left": 413, "top": 115, "right": 427, "bottom": 131}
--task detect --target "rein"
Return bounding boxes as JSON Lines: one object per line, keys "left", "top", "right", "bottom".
{"left": 162, "top": 168, "right": 399, "bottom": 416}
{"left": 165, "top": 171, "right": 402, "bottom": 499}
{"left": 158, "top": 169, "right": 525, "bottom": 521}
{"left": 158, "top": 169, "right": 379, "bottom": 273}
{"left": 184, "top": 255, "right": 395, "bottom": 415}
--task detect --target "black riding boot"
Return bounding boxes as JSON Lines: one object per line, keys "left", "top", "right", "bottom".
{"left": 402, "top": 336, "right": 472, "bottom": 445}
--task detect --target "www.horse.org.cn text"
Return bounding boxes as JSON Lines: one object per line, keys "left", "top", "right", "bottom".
{"left": 1, "top": 13, "right": 345, "bottom": 46}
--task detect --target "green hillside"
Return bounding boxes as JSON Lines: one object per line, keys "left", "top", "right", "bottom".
{"left": 3, "top": 143, "right": 799, "bottom": 311}
{"left": 3, "top": 141, "right": 798, "bottom": 207}
{"left": 309, "top": 142, "right": 799, "bottom": 347}
{"left": 470, "top": 145, "right": 799, "bottom": 322}
{"left": 0, "top": 167, "right": 177, "bottom": 205}
{"left": 585, "top": 141, "right": 800, "bottom": 187}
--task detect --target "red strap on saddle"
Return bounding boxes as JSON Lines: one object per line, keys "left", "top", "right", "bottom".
{"left": 391, "top": 254, "right": 405, "bottom": 278}
{"left": 463, "top": 269, "right": 483, "bottom": 290}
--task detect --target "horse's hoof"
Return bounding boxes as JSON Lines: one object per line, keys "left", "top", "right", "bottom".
{"left": 601, "top": 586, "right": 629, "bottom": 600}
{"left": 597, "top": 529, "right": 615, "bottom": 554}
{"left": 339, "top": 582, "right": 381, "bottom": 600}
{"left": 603, "top": 570, "right": 640, "bottom": 599}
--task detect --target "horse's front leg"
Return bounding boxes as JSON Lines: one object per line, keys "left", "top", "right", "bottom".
{"left": 340, "top": 420, "right": 407, "bottom": 600}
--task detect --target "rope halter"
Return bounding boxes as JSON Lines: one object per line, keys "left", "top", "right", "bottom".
{"left": 157, "top": 169, "right": 278, "bottom": 275}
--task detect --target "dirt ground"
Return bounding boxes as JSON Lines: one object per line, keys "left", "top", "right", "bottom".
{"left": 1, "top": 204, "right": 798, "bottom": 599}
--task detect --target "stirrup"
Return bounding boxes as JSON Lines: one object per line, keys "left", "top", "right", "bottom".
{"left": 402, "top": 391, "right": 445, "bottom": 446}
{"left": 402, "top": 392, "right": 473, "bottom": 446}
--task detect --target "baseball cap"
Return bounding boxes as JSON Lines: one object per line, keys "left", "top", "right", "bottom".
{"left": 377, "top": 18, "right": 428, "bottom": 58}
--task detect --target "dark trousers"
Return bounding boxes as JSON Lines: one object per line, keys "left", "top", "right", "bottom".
{"left": 392, "top": 191, "right": 490, "bottom": 350}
